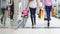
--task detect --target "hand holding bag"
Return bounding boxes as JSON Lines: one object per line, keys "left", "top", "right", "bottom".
{"left": 21, "top": 8, "right": 29, "bottom": 17}
{"left": 38, "top": 8, "right": 44, "bottom": 19}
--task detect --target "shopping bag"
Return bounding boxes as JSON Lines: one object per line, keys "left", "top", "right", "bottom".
{"left": 21, "top": 8, "right": 29, "bottom": 17}
{"left": 8, "top": 7, "right": 10, "bottom": 16}
{"left": 51, "top": 8, "right": 56, "bottom": 17}
{"left": 38, "top": 8, "right": 44, "bottom": 19}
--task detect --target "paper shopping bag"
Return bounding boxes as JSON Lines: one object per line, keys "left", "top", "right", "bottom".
{"left": 39, "top": 9, "right": 44, "bottom": 19}
{"left": 51, "top": 8, "right": 56, "bottom": 17}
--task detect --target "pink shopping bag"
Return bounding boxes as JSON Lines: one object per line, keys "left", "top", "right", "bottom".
{"left": 22, "top": 8, "right": 29, "bottom": 16}
{"left": 8, "top": 7, "right": 10, "bottom": 16}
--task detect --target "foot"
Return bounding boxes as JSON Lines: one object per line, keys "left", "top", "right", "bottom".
{"left": 47, "top": 21, "right": 50, "bottom": 28}
{"left": 44, "top": 18, "right": 48, "bottom": 20}
{"left": 44, "top": 18, "right": 51, "bottom": 21}
{"left": 32, "top": 23, "right": 34, "bottom": 26}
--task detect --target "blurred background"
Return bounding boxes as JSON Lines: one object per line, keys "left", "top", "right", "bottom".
{"left": 0, "top": 0, "right": 60, "bottom": 29}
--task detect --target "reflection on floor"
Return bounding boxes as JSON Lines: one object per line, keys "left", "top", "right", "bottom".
{"left": 17, "top": 14, "right": 60, "bottom": 28}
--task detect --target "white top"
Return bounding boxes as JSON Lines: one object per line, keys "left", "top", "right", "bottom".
{"left": 29, "top": 0, "right": 37, "bottom": 8}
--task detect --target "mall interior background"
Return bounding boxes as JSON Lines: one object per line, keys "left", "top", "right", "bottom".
{"left": 0, "top": 0, "right": 60, "bottom": 28}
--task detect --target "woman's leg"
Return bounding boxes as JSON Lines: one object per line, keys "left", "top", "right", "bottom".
{"left": 45, "top": 6, "right": 52, "bottom": 28}
{"left": 11, "top": 11, "right": 14, "bottom": 19}
{"left": 10, "top": 11, "right": 14, "bottom": 20}
{"left": 29, "top": 7, "right": 34, "bottom": 26}
{"left": 45, "top": 6, "right": 52, "bottom": 21}
{"left": 1, "top": 8, "right": 5, "bottom": 24}
{"left": 33, "top": 8, "right": 36, "bottom": 24}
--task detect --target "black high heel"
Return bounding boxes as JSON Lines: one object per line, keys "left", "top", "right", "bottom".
{"left": 47, "top": 20, "right": 50, "bottom": 28}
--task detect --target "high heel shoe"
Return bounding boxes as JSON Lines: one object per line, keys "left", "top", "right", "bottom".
{"left": 47, "top": 21, "right": 50, "bottom": 28}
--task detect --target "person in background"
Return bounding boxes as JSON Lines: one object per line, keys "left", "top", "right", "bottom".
{"left": 27, "top": 0, "right": 39, "bottom": 27}
{"left": 42, "top": 0, "right": 54, "bottom": 28}
{"left": 10, "top": 0, "right": 14, "bottom": 20}
{"left": 1, "top": 7, "right": 5, "bottom": 24}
